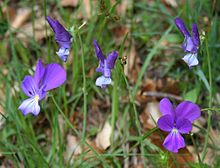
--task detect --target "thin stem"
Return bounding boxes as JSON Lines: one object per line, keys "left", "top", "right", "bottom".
{"left": 78, "top": 33, "right": 88, "bottom": 140}
{"left": 51, "top": 95, "right": 79, "bottom": 136}
{"left": 202, "top": 37, "right": 212, "bottom": 161}
{"left": 191, "top": 134, "right": 202, "bottom": 165}
{"left": 51, "top": 95, "right": 108, "bottom": 167}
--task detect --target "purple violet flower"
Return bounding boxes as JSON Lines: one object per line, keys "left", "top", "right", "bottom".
{"left": 46, "top": 16, "right": 72, "bottom": 62}
{"left": 157, "top": 98, "right": 201, "bottom": 153}
{"left": 93, "top": 39, "right": 118, "bottom": 88}
{"left": 175, "top": 17, "right": 200, "bottom": 68}
{"left": 18, "top": 59, "right": 66, "bottom": 116}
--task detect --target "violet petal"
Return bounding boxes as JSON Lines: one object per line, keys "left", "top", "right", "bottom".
{"left": 21, "top": 76, "right": 38, "bottom": 97}
{"left": 41, "top": 63, "right": 66, "bottom": 91}
{"left": 176, "top": 118, "right": 192, "bottom": 134}
{"left": 157, "top": 114, "right": 174, "bottom": 132}
{"left": 93, "top": 39, "right": 105, "bottom": 63}
{"left": 175, "top": 101, "right": 201, "bottom": 122}
{"left": 46, "top": 16, "right": 72, "bottom": 49}
{"left": 182, "top": 36, "right": 196, "bottom": 53}
{"left": 34, "top": 59, "right": 45, "bottom": 86}
{"left": 106, "top": 51, "right": 118, "bottom": 69}
{"left": 174, "top": 17, "right": 190, "bottom": 37}
{"left": 192, "top": 23, "right": 200, "bottom": 46}
{"left": 18, "top": 97, "right": 40, "bottom": 116}
{"left": 159, "top": 98, "right": 175, "bottom": 117}
{"left": 163, "top": 131, "right": 185, "bottom": 153}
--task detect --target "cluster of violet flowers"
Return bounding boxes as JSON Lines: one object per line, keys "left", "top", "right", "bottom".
{"left": 18, "top": 16, "right": 201, "bottom": 153}
{"left": 18, "top": 16, "right": 118, "bottom": 115}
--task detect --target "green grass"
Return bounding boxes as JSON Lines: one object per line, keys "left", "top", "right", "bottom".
{"left": 1, "top": 0, "right": 220, "bottom": 167}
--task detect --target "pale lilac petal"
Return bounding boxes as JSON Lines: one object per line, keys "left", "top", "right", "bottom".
{"left": 163, "top": 132, "right": 185, "bottom": 153}
{"left": 93, "top": 39, "right": 105, "bottom": 63}
{"left": 21, "top": 76, "right": 38, "bottom": 97}
{"left": 176, "top": 118, "right": 192, "bottom": 134}
{"left": 192, "top": 23, "right": 200, "bottom": 46}
{"left": 34, "top": 59, "right": 45, "bottom": 86}
{"left": 182, "top": 53, "right": 199, "bottom": 68}
{"left": 41, "top": 63, "right": 66, "bottom": 91}
{"left": 157, "top": 115, "right": 174, "bottom": 132}
{"left": 175, "top": 101, "right": 201, "bottom": 122}
{"left": 18, "top": 97, "right": 40, "bottom": 116}
{"left": 95, "top": 76, "right": 112, "bottom": 88}
{"left": 174, "top": 17, "right": 190, "bottom": 37}
{"left": 106, "top": 51, "right": 118, "bottom": 69}
{"left": 159, "top": 98, "right": 175, "bottom": 117}
{"left": 56, "top": 47, "right": 70, "bottom": 62}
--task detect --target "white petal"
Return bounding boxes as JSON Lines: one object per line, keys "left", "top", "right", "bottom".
{"left": 95, "top": 76, "right": 112, "bottom": 88}
{"left": 182, "top": 53, "right": 199, "bottom": 68}
{"left": 56, "top": 47, "right": 70, "bottom": 62}
{"left": 18, "top": 97, "right": 40, "bottom": 116}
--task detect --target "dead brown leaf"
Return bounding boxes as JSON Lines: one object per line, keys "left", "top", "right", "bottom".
{"left": 11, "top": 8, "right": 31, "bottom": 29}
{"left": 16, "top": 17, "right": 52, "bottom": 44}
{"left": 65, "top": 134, "right": 82, "bottom": 162}
{"left": 164, "top": 0, "right": 177, "bottom": 7}
{"left": 61, "top": 0, "right": 78, "bottom": 7}
{"left": 95, "top": 121, "right": 112, "bottom": 150}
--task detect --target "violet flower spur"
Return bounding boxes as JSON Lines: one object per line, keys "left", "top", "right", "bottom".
{"left": 157, "top": 98, "right": 201, "bottom": 153}
{"left": 175, "top": 17, "right": 200, "bottom": 68}
{"left": 46, "top": 16, "right": 72, "bottom": 62}
{"left": 18, "top": 59, "right": 66, "bottom": 116}
{"left": 93, "top": 39, "right": 118, "bottom": 88}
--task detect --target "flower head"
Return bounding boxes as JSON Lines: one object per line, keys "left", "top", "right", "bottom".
{"left": 46, "top": 16, "right": 72, "bottom": 62}
{"left": 93, "top": 39, "right": 118, "bottom": 88}
{"left": 175, "top": 17, "right": 200, "bottom": 68}
{"left": 157, "top": 98, "right": 201, "bottom": 153}
{"left": 18, "top": 59, "right": 66, "bottom": 116}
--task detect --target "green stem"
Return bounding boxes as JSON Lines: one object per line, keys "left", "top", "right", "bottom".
{"left": 78, "top": 33, "right": 88, "bottom": 140}
{"left": 202, "top": 37, "right": 212, "bottom": 161}
{"left": 191, "top": 134, "right": 202, "bottom": 165}
{"left": 51, "top": 95, "right": 108, "bottom": 167}
{"left": 132, "top": 25, "right": 173, "bottom": 97}
{"left": 111, "top": 75, "right": 118, "bottom": 144}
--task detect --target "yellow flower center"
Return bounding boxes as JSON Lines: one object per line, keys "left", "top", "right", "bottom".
{"left": 172, "top": 128, "right": 178, "bottom": 133}
{"left": 34, "top": 95, "right": 39, "bottom": 101}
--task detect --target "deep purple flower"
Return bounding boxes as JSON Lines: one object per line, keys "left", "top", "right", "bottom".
{"left": 46, "top": 16, "right": 72, "bottom": 62}
{"left": 175, "top": 17, "right": 200, "bottom": 68}
{"left": 157, "top": 98, "right": 201, "bottom": 153}
{"left": 18, "top": 59, "right": 66, "bottom": 116}
{"left": 93, "top": 39, "right": 118, "bottom": 88}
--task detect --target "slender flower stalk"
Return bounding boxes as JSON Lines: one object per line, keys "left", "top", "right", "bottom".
{"left": 18, "top": 59, "right": 66, "bottom": 116}
{"left": 46, "top": 16, "right": 72, "bottom": 62}
{"left": 157, "top": 98, "right": 201, "bottom": 153}
{"left": 175, "top": 17, "right": 200, "bottom": 68}
{"left": 93, "top": 39, "right": 118, "bottom": 88}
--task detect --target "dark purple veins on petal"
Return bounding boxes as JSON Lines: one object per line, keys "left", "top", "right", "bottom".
{"left": 21, "top": 76, "right": 38, "bottom": 97}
